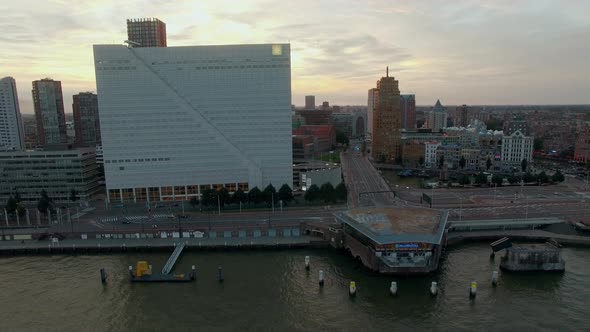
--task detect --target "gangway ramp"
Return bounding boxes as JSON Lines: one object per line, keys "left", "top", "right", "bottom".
{"left": 161, "top": 242, "right": 185, "bottom": 275}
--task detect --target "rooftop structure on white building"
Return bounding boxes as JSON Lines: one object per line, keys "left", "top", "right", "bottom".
{"left": 94, "top": 43, "right": 292, "bottom": 203}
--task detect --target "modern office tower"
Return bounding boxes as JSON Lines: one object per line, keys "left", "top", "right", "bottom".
{"left": 94, "top": 43, "right": 292, "bottom": 203}
{"left": 455, "top": 104, "right": 469, "bottom": 127}
{"left": 400, "top": 94, "right": 416, "bottom": 130}
{"left": 32, "top": 78, "right": 67, "bottom": 147}
{"left": 367, "top": 88, "right": 378, "bottom": 138}
{"left": 73, "top": 92, "right": 101, "bottom": 147}
{"left": 371, "top": 68, "right": 402, "bottom": 163}
{"left": 126, "top": 18, "right": 167, "bottom": 47}
{"left": 305, "top": 95, "right": 315, "bottom": 110}
{"left": 427, "top": 99, "right": 447, "bottom": 132}
{"left": 0, "top": 148, "right": 100, "bottom": 203}
{"left": 0, "top": 77, "right": 25, "bottom": 151}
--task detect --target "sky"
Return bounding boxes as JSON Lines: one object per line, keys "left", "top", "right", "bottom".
{"left": 1, "top": 0, "right": 589, "bottom": 114}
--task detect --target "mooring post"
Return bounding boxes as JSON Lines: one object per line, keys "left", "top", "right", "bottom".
{"left": 218, "top": 266, "right": 224, "bottom": 282}
{"left": 100, "top": 268, "right": 107, "bottom": 284}
{"left": 349, "top": 281, "right": 356, "bottom": 297}
{"left": 191, "top": 265, "right": 196, "bottom": 280}
{"left": 390, "top": 281, "right": 398, "bottom": 296}
{"left": 319, "top": 270, "right": 325, "bottom": 287}
{"left": 430, "top": 282, "right": 438, "bottom": 296}
{"left": 492, "top": 271, "right": 498, "bottom": 286}
{"left": 470, "top": 281, "right": 477, "bottom": 298}
{"left": 305, "top": 256, "right": 310, "bottom": 270}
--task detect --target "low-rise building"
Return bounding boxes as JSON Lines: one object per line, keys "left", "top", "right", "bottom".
{"left": 292, "top": 125, "right": 336, "bottom": 153}
{"left": 337, "top": 207, "right": 449, "bottom": 274}
{"left": 401, "top": 140, "right": 425, "bottom": 168}
{"left": 424, "top": 142, "right": 441, "bottom": 168}
{"left": 0, "top": 148, "right": 101, "bottom": 203}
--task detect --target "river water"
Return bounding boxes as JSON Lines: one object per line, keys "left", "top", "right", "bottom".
{"left": 1, "top": 244, "right": 588, "bottom": 331}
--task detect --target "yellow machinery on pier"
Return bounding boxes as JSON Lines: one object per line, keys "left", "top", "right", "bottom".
{"left": 135, "top": 261, "right": 152, "bottom": 277}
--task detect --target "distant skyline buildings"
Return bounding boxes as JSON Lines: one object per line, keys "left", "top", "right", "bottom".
{"left": 126, "top": 18, "right": 167, "bottom": 47}
{"left": 73, "top": 92, "right": 101, "bottom": 147}
{"left": 427, "top": 99, "right": 447, "bottom": 132}
{"left": 305, "top": 95, "right": 315, "bottom": 110}
{"left": 32, "top": 78, "right": 67, "bottom": 147}
{"left": 400, "top": 94, "right": 416, "bottom": 130}
{"left": 4, "top": 1, "right": 590, "bottom": 116}
{"left": 0, "top": 77, "right": 25, "bottom": 151}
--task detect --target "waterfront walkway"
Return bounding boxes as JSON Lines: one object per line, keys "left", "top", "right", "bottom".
{"left": 448, "top": 229, "right": 590, "bottom": 246}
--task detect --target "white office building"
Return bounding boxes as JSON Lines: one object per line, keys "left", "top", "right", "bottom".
{"left": 94, "top": 43, "right": 292, "bottom": 202}
{"left": 424, "top": 141, "right": 441, "bottom": 168}
{"left": 501, "top": 130, "right": 533, "bottom": 171}
{"left": 0, "top": 77, "right": 25, "bottom": 151}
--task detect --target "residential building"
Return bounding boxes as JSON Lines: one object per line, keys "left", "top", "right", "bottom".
{"left": 400, "top": 140, "right": 424, "bottom": 168}
{"left": 332, "top": 111, "right": 366, "bottom": 138}
{"left": 0, "top": 77, "right": 25, "bottom": 151}
{"left": 400, "top": 94, "right": 416, "bottom": 130}
{"left": 0, "top": 148, "right": 101, "bottom": 203}
{"left": 126, "top": 18, "right": 167, "bottom": 47}
{"left": 94, "top": 43, "right": 292, "bottom": 202}
{"left": 427, "top": 99, "right": 446, "bottom": 132}
{"left": 574, "top": 125, "right": 590, "bottom": 162}
{"left": 32, "top": 78, "right": 67, "bottom": 147}
{"left": 501, "top": 130, "right": 534, "bottom": 171}
{"left": 455, "top": 104, "right": 469, "bottom": 127}
{"left": 305, "top": 95, "right": 315, "bottom": 110}
{"left": 371, "top": 69, "right": 402, "bottom": 163}
{"left": 424, "top": 142, "right": 441, "bottom": 168}
{"left": 73, "top": 92, "right": 101, "bottom": 147}
{"left": 436, "top": 144, "right": 462, "bottom": 169}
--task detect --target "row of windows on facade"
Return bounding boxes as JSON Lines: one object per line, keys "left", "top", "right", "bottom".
{"left": 96, "top": 64, "right": 290, "bottom": 71}
{"left": 108, "top": 183, "right": 250, "bottom": 201}
{"left": 105, "top": 157, "right": 170, "bottom": 164}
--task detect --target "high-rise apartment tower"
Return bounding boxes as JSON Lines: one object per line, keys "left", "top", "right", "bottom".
{"left": 0, "top": 77, "right": 25, "bottom": 151}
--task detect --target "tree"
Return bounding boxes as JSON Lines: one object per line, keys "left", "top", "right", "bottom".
{"left": 492, "top": 174, "right": 503, "bottom": 186}
{"left": 438, "top": 155, "right": 445, "bottom": 169}
{"left": 537, "top": 171, "right": 549, "bottom": 184}
{"left": 69, "top": 188, "right": 79, "bottom": 203}
{"left": 304, "top": 184, "right": 320, "bottom": 203}
{"left": 475, "top": 172, "right": 488, "bottom": 186}
{"left": 277, "top": 184, "right": 293, "bottom": 204}
{"left": 534, "top": 138, "right": 544, "bottom": 151}
{"left": 37, "top": 190, "right": 53, "bottom": 215}
{"left": 486, "top": 157, "right": 492, "bottom": 171}
{"left": 5, "top": 195, "right": 18, "bottom": 214}
{"left": 507, "top": 175, "right": 520, "bottom": 184}
{"left": 552, "top": 170, "right": 565, "bottom": 182}
{"left": 248, "top": 187, "right": 263, "bottom": 205}
{"left": 189, "top": 196, "right": 200, "bottom": 208}
{"left": 458, "top": 174, "right": 471, "bottom": 185}
{"left": 335, "top": 182, "right": 348, "bottom": 201}
{"left": 319, "top": 182, "right": 336, "bottom": 204}
{"left": 335, "top": 130, "right": 350, "bottom": 145}
{"left": 523, "top": 171, "right": 536, "bottom": 183}
{"left": 217, "top": 187, "right": 231, "bottom": 206}
{"left": 419, "top": 156, "right": 425, "bottom": 166}
{"left": 263, "top": 184, "right": 277, "bottom": 206}
{"left": 201, "top": 188, "right": 217, "bottom": 208}
{"left": 232, "top": 188, "right": 247, "bottom": 204}
{"left": 521, "top": 159, "right": 528, "bottom": 173}
{"left": 459, "top": 156, "right": 466, "bottom": 169}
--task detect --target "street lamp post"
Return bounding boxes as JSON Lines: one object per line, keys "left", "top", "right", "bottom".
{"left": 525, "top": 195, "right": 529, "bottom": 221}
{"left": 459, "top": 197, "right": 463, "bottom": 222}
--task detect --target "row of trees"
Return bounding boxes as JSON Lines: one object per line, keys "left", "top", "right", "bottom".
{"left": 190, "top": 184, "right": 294, "bottom": 208}
{"left": 304, "top": 182, "right": 347, "bottom": 204}
{"left": 4, "top": 189, "right": 80, "bottom": 218}
{"left": 457, "top": 170, "right": 565, "bottom": 187}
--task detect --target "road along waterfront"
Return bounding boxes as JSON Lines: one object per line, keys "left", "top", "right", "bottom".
{"left": 0, "top": 244, "right": 588, "bottom": 331}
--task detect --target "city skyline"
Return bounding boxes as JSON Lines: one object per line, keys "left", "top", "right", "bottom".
{"left": 2, "top": 0, "right": 590, "bottom": 115}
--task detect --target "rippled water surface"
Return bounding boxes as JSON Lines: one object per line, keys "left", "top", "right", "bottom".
{"left": 1, "top": 244, "right": 588, "bottom": 331}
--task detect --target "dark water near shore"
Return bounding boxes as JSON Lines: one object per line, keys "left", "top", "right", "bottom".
{"left": 1, "top": 244, "right": 589, "bottom": 331}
